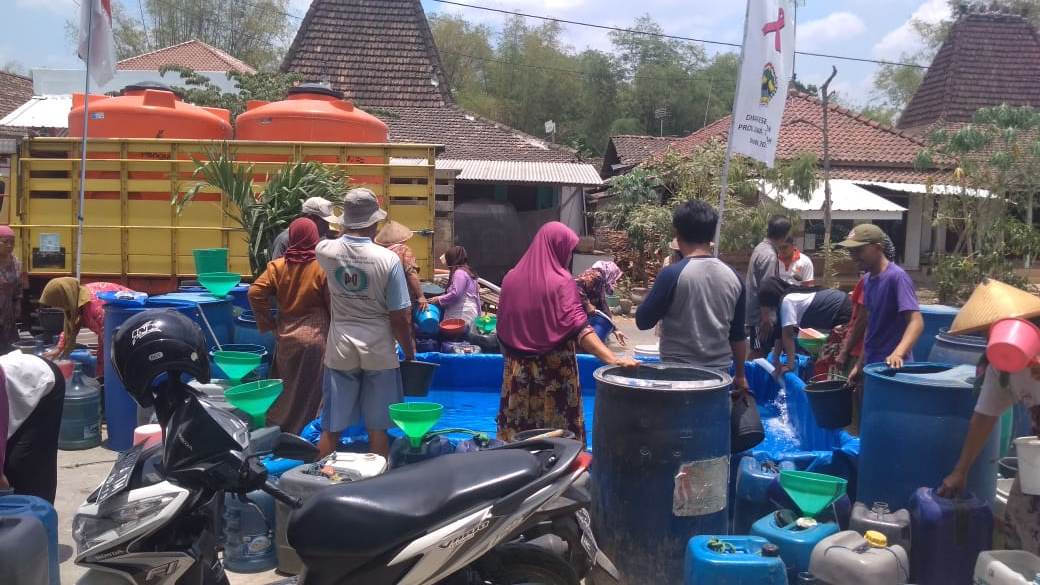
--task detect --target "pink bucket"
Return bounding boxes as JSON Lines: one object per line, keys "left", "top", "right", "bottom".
{"left": 987, "top": 318, "right": 1040, "bottom": 372}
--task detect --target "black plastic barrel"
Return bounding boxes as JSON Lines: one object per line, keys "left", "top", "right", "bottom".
{"left": 591, "top": 364, "right": 732, "bottom": 584}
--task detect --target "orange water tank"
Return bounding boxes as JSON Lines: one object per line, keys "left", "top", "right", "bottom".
{"left": 235, "top": 84, "right": 388, "bottom": 142}
{"left": 68, "top": 81, "right": 232, "bottom": 139}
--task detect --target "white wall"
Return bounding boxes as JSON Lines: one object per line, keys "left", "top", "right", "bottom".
{"left": 559, "top": 185, "right": 586, "bottom": 235}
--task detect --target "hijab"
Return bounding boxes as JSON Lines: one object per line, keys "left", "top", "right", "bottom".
{"left": 39, "top": 277, "right": 89, "bottom": 348}
{"left": 445, "top": 245, "right": 477, "bottom": 286}
{"left": 591, "top": 260, "right": 622, "bottom": 294}
{"left": 0, "top": 351, "right": 56, "bottom": 439}
{"left": 498, "top": 222, "right": 588, "bottom": 355}
{"left": 283, "top": 217, "right": 320, "bottom": 264}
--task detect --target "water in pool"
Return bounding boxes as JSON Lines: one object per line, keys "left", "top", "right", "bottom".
{"left": 400, "top": 386, "right": 802, "bottom": 455}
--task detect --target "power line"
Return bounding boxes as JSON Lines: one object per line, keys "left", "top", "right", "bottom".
{"left": 430, "top": 0, "right": 930, "bottom": 70}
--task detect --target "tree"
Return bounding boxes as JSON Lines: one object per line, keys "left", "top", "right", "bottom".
{"left": 1, "top": 60, "right": 27, "bottom": 76}
{"left": 71, "top": 0, "right": 295, "bottom": 70}
{"left": 428, "top": 13, "right": 495, "bottom": 109}
{"left": 158, "top": 67, "right": 301, "bottom": 118}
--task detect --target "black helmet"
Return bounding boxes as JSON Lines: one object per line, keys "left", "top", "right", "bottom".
{"left": 111, "top": 309, "right": 210, "bottom": 408}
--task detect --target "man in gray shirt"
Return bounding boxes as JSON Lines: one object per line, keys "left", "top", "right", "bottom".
{"left": 746, "top": 215, "right": 791, "bottom": 357}
{"left": 269, "top": 197, "right": 339, "bottom": 260}
{"left": 636, "top": 200, "right": 749, "bottom": 395}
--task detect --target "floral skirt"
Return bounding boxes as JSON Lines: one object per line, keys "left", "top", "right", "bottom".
{"left": 814, "top": 324, "right": 851, "bottom": 378}
{"left": 497, "top": 341, "right": 585, "bottom": 443}
{"left": 265, "top": 311, "right": 328, "bottom": 434}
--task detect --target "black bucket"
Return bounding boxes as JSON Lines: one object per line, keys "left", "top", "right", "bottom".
{"left": 399, "top": 360, "right": 439, "bottom": 397}
{"left": 805, "top": 379, "right": 853, "bottom": 429}
{"left": 731, "top": 391, "right": 765, "bottom": 453}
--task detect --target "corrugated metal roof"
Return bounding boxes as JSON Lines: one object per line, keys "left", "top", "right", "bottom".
{"left": 854, "top": 180, "right": 991, "bottom": 198}
{"left": 0, "top": 95, "right": 71, "bottom": 129}
{"left": 437, "top": 159, "right": 602, "bottom": 185}
{"left": 765, "top": 179, "right": 907, "bottom": 220}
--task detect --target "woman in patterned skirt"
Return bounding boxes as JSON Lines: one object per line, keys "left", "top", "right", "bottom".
{"left": 496, "top": 222, "right": 637, "bottom": 443}
{"left": 39, "top": 277, "right": 133, "bottom": 375}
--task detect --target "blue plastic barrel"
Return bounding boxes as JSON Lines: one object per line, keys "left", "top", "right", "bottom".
{"left": 235, "top": 311, "right": 276, "bottom": 358}
{"left": 151, "top": 292, "right": 235, "bottom": 347}
{"left": 917, "top": 305, "right": 959, "bottom": 361}
{"left": 591, "top": 364, "right": 732, "bottom": 584}
{"left": 104, "top": 299, "right": 200, "bottom": 451}
{"left": 0, "top": 495, "right": 59, "bottom": 585}
{"left": 229, "top": 284, "right": 251, "bottom": 314}
{"left": 685, "top": 535, "right": 787, "bottom": 585}
{"left": 223, "top": 491, "right": 277, "bottom": 573}
{"left": 928, "top": 328, "right": 987, "bottom": 366}
{"left": 859, "top": 363, "right": 999, "bottom": 508}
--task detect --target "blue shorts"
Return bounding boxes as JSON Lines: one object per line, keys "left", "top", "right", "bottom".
{"left": 320, "top": 367, "right": 404, "bottom": 433}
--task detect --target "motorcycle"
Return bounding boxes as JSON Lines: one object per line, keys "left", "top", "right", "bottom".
{"left": 72, "top": 378, "right": 619, "bottom": 585}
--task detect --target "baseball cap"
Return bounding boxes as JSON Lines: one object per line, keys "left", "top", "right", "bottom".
{"left": 300, "top": 197, "right": 339, "bottom": 224}
{"left": 337, "top": 188, "right": 387, "bottom": 230}
{"left": 835, "top": 224, "right": 886, "bottom": 248}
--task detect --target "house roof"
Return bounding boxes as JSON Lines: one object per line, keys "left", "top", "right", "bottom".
{"left": 117, "top": 40, "right": 257, "bottom": 74}
{"left": 438, "top": 159, "right": 602, "bottom": 185}
{"left": 766, "top": 179, "right": 908, "bottom": 220}
{"left": 899, "top": 13, "right": 1040, "bottom": 134}
{"left": 282, "top": 0, "right": 453, "bottom": 108}
{"left": 0, "top": 71, "right": 33, "bottom": 119}
{"left": 381, "top": 106, "right": 585, "bottom": 163}
{"left": 671, "top": 92, "right": 939, "bottom": 182}
{"left": 602, "top": 134, "right": 681, "bottom": 176}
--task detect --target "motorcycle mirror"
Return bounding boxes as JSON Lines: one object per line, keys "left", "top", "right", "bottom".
{"left": 273, "top": 433, "right": 321, "bottom": 463}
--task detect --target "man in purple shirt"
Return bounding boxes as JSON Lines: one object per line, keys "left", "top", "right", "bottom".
{"left": 837, "top": 224, "right": 923, "bottom": 372}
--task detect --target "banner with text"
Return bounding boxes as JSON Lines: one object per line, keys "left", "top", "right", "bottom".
{"left": 730, "top": 0, "right": 796, "bottom": 168}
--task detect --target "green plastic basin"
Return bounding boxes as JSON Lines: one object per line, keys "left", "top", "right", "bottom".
{"left": 225, "top": 379, "right": 283, "bottom": 427}
{"left": 193, "top": 248, "right": 229, "bottom": 274}
{"left": 389, "top": 402, "right": 443, "bottom": 448}
{"left": 213, "top": 350, "right": 261, "bottom": 382}
{"left": 197, "top": 272, "right": 241, "bottom": 298}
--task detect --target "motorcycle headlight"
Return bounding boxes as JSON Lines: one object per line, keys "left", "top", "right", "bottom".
{"left": 73, "top": 493, "right": 178, "bottom": 553}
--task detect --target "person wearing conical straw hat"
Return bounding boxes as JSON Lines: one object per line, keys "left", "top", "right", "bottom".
{"left": 938, "top": 279, "right": 1040, "bottom": 554}
{"left": 375, "top": 220, "right": 428, "bottom": 311}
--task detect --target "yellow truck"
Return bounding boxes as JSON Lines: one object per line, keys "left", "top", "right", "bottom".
{"left": 0, "top": 137, "right": 438, "bottom": 293}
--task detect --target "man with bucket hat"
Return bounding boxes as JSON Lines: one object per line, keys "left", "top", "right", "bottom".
{"left": 270, "top": 196, "right": 340, "bottom": 260}
{"left": 938, "top": 279, "right": 1040, "bottom": 554}
{"left": 316, "top": 188, "right": 416, "bottom": 458}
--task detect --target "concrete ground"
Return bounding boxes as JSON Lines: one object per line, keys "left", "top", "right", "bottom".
{"left": 52, "top": 318, "right": 653, "bottom": 584}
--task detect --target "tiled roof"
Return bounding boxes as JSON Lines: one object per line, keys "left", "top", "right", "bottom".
{"left": 602, "top": 134, "right": 681, "bottom": 175}
{"left": 282, "top": 0, "right": 453, "bottom": 108}
{"left": 670, "top": 92, "right": 943, "bottom": 183}
{"left": 0, "top": 71, "right": 33, "bottom": 119}
{"left": 381, "top": 106, "right": 585, "bottom": 163}
{"left": 438, "top": 159, "right": 602, "bottom": 185}
{"left": 117, "top": 40, "right": 256, "bottom": 74}
{"left": 899, "top": 13, "right": 1040, "bottom": 134}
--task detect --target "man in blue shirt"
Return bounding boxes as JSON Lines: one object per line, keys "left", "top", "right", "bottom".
{"left": 316, "top": 188, "right": 416, "bottom": 457}
{"left": 636, "top": 200, "right": 749, "bottom": 395}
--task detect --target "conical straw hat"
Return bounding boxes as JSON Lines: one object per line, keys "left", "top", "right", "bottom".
{"left": 948, "top": 279, "right": 1040, "bottom": 335}
{"left": 374, "top": 220, "right": 413, "bottom": 246}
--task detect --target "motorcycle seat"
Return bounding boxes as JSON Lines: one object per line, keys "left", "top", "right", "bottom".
{"left": 288, "top": 449, "right": 542, "bottom": 558}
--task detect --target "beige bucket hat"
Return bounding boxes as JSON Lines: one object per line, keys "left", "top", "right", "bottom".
{"left": 948, "top": 278, "right": 1040, "bottom": 335}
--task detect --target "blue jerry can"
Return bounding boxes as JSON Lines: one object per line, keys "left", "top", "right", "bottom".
{"left": 685, "top": 535, "right": 787, "bottom": 585}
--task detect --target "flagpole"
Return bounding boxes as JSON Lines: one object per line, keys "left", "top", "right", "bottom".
{"left": 75, "top": 1, "right": 93, "bottom": 281}
{"left": 714, "top": 0, "right": 752, "bottom": 257}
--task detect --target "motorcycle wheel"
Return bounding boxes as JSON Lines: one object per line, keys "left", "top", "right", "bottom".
{"left": 482, "top": 543, "right": 580, "bottom": 585}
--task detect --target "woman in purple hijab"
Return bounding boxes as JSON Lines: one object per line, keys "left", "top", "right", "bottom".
{"left": 496, "top": 222, "right": 637, "bottom": 442}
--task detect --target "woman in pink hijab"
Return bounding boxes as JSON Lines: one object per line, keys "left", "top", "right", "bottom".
{"left": 497, "top": 222, "right": 637, "bottom": 443}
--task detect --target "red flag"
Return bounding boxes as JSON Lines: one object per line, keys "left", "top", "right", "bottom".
{"left": 78, "top": 0, "right": 116, "bottom": 86}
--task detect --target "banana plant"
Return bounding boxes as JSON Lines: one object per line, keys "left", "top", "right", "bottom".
{"left": 174, "top": 145, "right": 349, "bottom": 276}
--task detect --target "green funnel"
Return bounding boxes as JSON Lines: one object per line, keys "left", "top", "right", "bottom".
{"left": 225, "top": 379, "right": 283, "bottom": 427}
{"left": 213, "top": 350, "right": 261, "bottom": 382}
{"left": 780, "top": 470, "right": 847, "bottom": 518}
{"left": 389, "top": 402, "right": 443, "bottom": 448}
{"left": 197, "top": 272, "right": 241, "bottom": 298}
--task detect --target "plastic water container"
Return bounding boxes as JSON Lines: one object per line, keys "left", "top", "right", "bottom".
{"left": 808, "top": 530, "right": 909, "bottom": 585}
{"left": 325, "top": 452, "right": 388, "bottom": 481}
{"left": 276, "top": 464, "right": 350, "bottom": 575}
{"left": 859, "top": 363, "right": 999, "bottom": 507}
{"left": 389, "top": 434, "right": 455, "bottom": 468}
{"left": 1015, "top": 436, "right": 1040, "bottom": 496}
{"left": 974, "top": 550, "right": 1040, "bottom": 585}
{"left": 228, "top": 284, "right": 251, "bottom": 314}
{"left": 848, "top": 501, "right": 911, "bottom": 554}
{"left": 223, "top": 490, "right": 277, "bottom": 573}
{"left": 589, "top": 310, "right": 615, "bottom": 341}
{"left": 234, "top": 312, "right": 276, "bottom": 358}
{"left": 684, "top": 535, "right": 787, "bottom": 585}
{"left": 58, "top": 363, "right": 102, "bottom": 450}
{"left": 909, "top": 487, "right": 992, "bottom": 585}
{"left": 752, "top": 510, "right": 840, "bottom": 579}
{"left": 414, "top": 304, "right": 442, "bottom": 336}
{"left": 151, "top": 292, "right": 235, "bottom": 346}
{"left": 917, "top": 305, "right": 959, "bottom": 361}
{"left": 929, "top": 329, "right": 987, "bottom": 366}
{"left": 993, "top": 478, "right": 1019, "bottom": 550}
{"left": 0, "top": 514, "right": 50, "bottom": 585}
{"left": 0, "top": 495, "right": 59, "bottom": 585}
{"left": 733, "top": 455, "right": 796, "bottom": 534}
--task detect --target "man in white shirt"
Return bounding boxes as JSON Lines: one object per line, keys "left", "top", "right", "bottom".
{"left": 777, "top": 237, "right": 815, "bottom": 285}
{"left": 316, "top": 188, "right": 416, "bottom": 458}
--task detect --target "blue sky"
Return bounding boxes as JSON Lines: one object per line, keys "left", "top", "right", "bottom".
{"left": 3, "top": 0, "right": 951, "bottom": 106}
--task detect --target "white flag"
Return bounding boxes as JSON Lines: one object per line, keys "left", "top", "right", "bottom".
{"left": 730, "top": 0, "right": 796, "bottom": 168}
{"left": 78, "top": 0, "right": 117, "bottom": 87}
